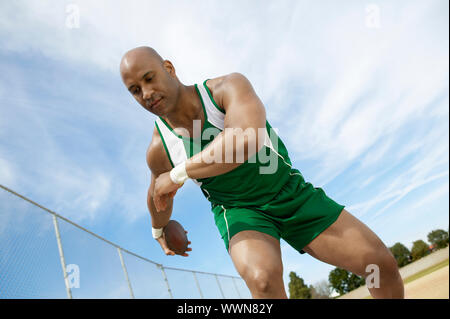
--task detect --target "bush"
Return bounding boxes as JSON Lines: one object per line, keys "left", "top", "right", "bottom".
{"left": 411, "top": 240, "right": 431, "bottom": 261}
{"left": 427, "top": 229, "right": 449, "bottom": 249}
{"left": 390, "top": 242, "right": 412, "bottom": 267}
{"left": 288, "top": 271, "right": 312, "bottom": 299}
{"left": 328, "top": 268, "right": 365, "bottom": 296}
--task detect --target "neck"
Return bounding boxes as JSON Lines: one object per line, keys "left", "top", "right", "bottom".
{"left": 164, "top": 84, "right": 202, "bottom": 130}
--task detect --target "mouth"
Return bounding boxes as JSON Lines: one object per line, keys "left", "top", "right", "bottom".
{"left": 149, "top": 98, "right": 162, "bottom": 110}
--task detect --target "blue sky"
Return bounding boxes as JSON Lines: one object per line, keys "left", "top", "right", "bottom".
{"left": 0, "top": 0, "right": 448, "bottom": 297}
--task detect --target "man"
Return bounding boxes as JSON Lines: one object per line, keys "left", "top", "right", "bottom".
{"left": 119, "top": 46, "right": 404, "bottom": 299}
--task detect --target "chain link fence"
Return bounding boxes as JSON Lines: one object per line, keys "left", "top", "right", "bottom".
{"left": 0, "top": 184, "right": 251, "bottom": 299}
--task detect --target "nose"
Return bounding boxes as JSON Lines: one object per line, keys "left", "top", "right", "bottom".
{"left": 142, "top": 86, "right": 154, "bottom": 101}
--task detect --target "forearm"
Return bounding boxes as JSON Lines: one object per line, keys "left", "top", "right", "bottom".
{"left": 185, "top": 128, "right": 264, "bottom": 180}
{"left": 147, "top": 190, "right": 173, "bottom": 228}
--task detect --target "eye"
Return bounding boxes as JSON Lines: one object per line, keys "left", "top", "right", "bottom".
{"left": 145, "top": 77, "right": 153, "bottom": 82}
{"left": 132, "top": 87, "right": 140, "bottom": 95}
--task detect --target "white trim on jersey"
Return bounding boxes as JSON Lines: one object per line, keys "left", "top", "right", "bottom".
{"left": 155, "top": 117, "right": 187, "bottom": 167}
{"left": 197, "top": 82, "right": 225, "bottom": 131}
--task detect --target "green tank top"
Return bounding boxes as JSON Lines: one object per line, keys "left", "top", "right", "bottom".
{"left": 155, "top": 79, "right": 296, "bottom": 209}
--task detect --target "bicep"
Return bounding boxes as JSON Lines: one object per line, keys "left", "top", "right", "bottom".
{"left": 146, "top": 140, "right": 172, "bottom": 177}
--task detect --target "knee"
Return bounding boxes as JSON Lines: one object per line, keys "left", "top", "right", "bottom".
{"left": 363, "top": 248, "right": 399, "bottom": 278}
{"left": 245, "top": 267, "right": 283, "bottom": 294}
{"left": 381, "top": 250, "right": 400, "bottom": 276}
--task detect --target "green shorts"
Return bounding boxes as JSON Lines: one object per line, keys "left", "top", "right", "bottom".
{"left": 211, "top": 168, "right": 345, "bottom": 255}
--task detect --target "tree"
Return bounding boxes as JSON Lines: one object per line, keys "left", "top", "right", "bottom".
{"left": 411, "top": 240, "right": 430, "bottom": 261}
{"left": 328, "top": 268, "right": 365, "bottom": 296}
{"left": 390, "top": 242, "right": 412, "bottom": 267}
{"left": 310, "top": 280, "right": 332, "bottom": 299}
{"left": 427, "top": 229, "right": 449, "bottom": 249}
{"left": 288, "top": 271, "right": 311, "bottom": 299}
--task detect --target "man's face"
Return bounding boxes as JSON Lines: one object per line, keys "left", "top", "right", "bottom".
{"left": 120, "top": 53, "right": 178, "bottom": 115}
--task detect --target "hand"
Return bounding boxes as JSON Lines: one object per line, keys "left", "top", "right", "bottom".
{"left": 156, "top": 230, "right": 192, "bottom": 257}
{"left": 153, "top": 171, "right": 184, "bottom": 212}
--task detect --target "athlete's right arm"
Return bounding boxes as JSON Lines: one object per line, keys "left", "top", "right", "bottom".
{"left": 146, "top": 139, "right": 178, "bottom": 256}
{"left": 148, "top": 172, "right": 175, "bottom": 228}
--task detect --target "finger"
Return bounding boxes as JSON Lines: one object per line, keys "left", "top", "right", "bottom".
{"left": 181, "top": 253, "right": 189, "bottom": 257}
{"left": 165, "top": 249, "right": 175, "bottom": 256}
{"left": 187, "top": 241, "right": 191, "bottom": 245}
{"left": 186, "top": 248, "right": 192, "bottom": 251}
{"left": 157, "top": 238, "right": 168, "bottom": 251}
{"left": 157, "top": 238, "right": 173, "bottom": 254}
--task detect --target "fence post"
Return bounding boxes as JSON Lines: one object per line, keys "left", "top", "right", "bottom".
{"left": 232, "top": 277, "right": 242, "bottom": 298}
{"left": 192, "top": 272, "right": 204, "bottom": 299}
{"left": 159, "top": 265, "right": 173, "bottom": 298}
{"left": 117, "top": 248, "right": 135, "bottom": 299}
{"left": 52, "top": 215, "right": 72, "bottom": 299}
{"left": 215, "top": 274, "right": 225, "bottom": 298}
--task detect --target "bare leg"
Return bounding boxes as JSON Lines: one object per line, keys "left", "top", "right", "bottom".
{"left": 229, "top": 230, "right": 287, "bottom": 299}
{"left": 302, "top": 209, "right": 404, "bottom": 298}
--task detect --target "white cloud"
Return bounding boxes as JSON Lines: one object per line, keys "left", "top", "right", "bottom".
{"left": 52, "top": 170, "right": 112, "bottom": 221}
{"left": 0, "top": 157, "right": 15, "bottom": 187}
{"left": 370, "top": 170, "right": 448, "bottom": 220}
{"left": 0, "top": 0, "right": 447, "bottom": 290}
{"left": 274, "top": 0, "right": 449, "bottom": 188}
{"left": 345, "top": 127, "right": 449, "bottom": 220}
{"left": 409, "top": 182, "right": 449, "bottom": 212}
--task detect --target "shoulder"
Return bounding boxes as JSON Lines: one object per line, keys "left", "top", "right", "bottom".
{"left": 207, "top": 73, "right": 252, "bottom": 95}
{"left": 205, "top": 72, "right": 247, "bottom": 87}
{"left": 205, "top": 73, "right": 255, "bottom": 111}
{"left": 146, "top": 125, "right": 173, "bottom": 177}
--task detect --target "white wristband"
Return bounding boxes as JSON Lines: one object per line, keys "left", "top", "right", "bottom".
{"left": 152, "top": 227, "right": 163, "bottom": 239}
{"left": 170, "top": 161, "right": 189, "bottom": 185}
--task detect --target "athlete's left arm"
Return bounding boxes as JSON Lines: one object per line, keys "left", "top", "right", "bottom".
{"left": 153, "top": 73, "right": 267, "bottom": 212}
{"left": 185, "top": 72, "right": 267, "bottom": 179}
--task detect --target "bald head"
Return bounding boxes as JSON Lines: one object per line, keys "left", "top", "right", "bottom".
{"left": 120, "top": 46, "right": 164, "bottom": 78}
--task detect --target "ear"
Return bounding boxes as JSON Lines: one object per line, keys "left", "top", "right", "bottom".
{"left": 163, "top": 60, "right": 176, "bottom": 76}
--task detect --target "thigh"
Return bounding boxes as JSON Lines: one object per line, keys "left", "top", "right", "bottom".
{"left": 302, "top": 209, "right": 391, "bottom": 276}
{"left": 278, "top": 179, "right": 346, "bottom": 255}
{"left": 229, "top": 230, "right": 283, "bottom": 280}
{"left": 212, "top": 204, "right": 281, "bottom": 254}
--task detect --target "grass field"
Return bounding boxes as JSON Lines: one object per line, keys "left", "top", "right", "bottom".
{"left": 403, "top": 259, "right": 449, "bottom": 285}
